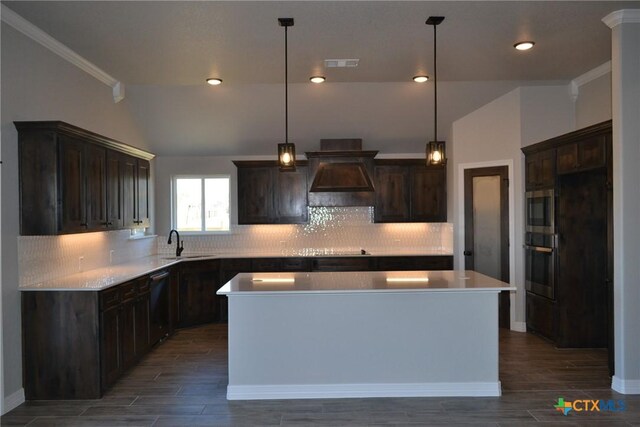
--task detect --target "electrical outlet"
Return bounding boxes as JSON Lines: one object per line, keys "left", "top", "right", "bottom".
{"left": 110, "top": 250, "right": 115, "bottom": 264}
{"left": 78, "top": 256, "right": 84, "bottom": 272}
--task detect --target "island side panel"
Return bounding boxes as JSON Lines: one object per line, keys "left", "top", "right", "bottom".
{"left": 227, "top": 291, "right": 500, "bottom": 399}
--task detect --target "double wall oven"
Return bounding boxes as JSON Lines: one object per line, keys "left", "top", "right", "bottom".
{"left": 525, "top": 189, "right": 556, "bottom": 299}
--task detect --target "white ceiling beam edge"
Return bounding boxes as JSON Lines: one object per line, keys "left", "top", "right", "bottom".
{"left": 0, "top": 4, "right": 125, "bottom": 103}
{"left": 602, "top": 9, "right": 640, "bottom": 28}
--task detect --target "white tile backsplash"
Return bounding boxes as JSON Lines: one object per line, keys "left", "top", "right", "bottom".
{"left": 157, "top": 207, "right": 453, "bottom": 257}
{"left": 18, "top": 230, "right": 157, "bottom": 286}
{"left": 18, "top": 208, "right": 453, "bottom": 286}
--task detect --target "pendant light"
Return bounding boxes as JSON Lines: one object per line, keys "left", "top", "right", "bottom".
{"left": 426, "top": 16, "right": 446, "bottom": 166}
{"left": 277, "top": 18, "right": 296, "bottom": 171}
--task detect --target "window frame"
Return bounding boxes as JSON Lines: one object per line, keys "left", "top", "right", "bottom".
{"left": 171, "top": 174, "right": 232, "bottom": 235}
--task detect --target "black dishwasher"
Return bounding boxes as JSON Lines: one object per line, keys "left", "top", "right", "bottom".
{"left": 149, "top": 270, "right": 170, "bottom": 345}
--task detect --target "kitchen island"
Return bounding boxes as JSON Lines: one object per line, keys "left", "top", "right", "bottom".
{"left": 217, "top": 270, "right": 514, "bottom": 400}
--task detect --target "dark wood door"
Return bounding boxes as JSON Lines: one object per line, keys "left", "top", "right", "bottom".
{"left": 276, "top": 166, "right": 308, "bottom": 223}
{"left": 411, "top": 166, "right": 446, "bottom": 222}
{"left": 85, "top": 144, "right": 108, "bottom": 230}
{"left": 100, "top": 306, "right": 122, "bottom": 390}
{"left": 525, "top": 149, "right": 556, "bottom": 189}
{"left": 135, "top": 291, "right": 150, "bottom": 357}
{"left": 464, "top": 166, "right": 510, "bottom": 329}
{"left": 120, "top": 299, "right": 137, "bottom": 371}
{"left": 178, "top": 261, "right": 220, "bottom": 327}
{"left": 58, "top": 136, "right": 87, "bottom": 233}
{"left": 237, "top": 167, "right": 275, "bottom": 224}
{"left": 106, "top": 150, "right": 124, "bottom": 229}
{"left": 121, "top": 155, "right": 137, "bottom": 228}
{"left": 374, "top": 165, "right": 410, "bottom": 222}
{"left": 136, "top": 159, "right": 150, "bottom": 227}
{"left": 556, "top": 170, "right": 608, "bottom": 348}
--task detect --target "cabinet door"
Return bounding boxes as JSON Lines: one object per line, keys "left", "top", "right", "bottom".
{"left": 58, "top": 136, "right": 87, "bottom": 233}
{"left": 100, "top": 307, "right": 122, "bottom": 390}
{"left": 106, "top": 151, "right": 124, "bottom": 229}
{"left": 374, "top": 165, "right": 410, "bottom": 222}
{"left": 135, "top": 292, "right": 150, "bottom": 357}
{"left": 526, "top": 150, "right": 556, "bottom": 188}
{"left": 120, "top": 299, "right": 137, "bottom": 371}
{"left": 276, "top": 166, "right": 308, "bottom": 223}
{"left": 178, "top": 261, "right": 220, "bottom": 327}
{"left": 136, "top": 159, "right": 151, "bottom": 228}
{"left": 237, "top": 167, "right": 275, "bottom": 224}
{"left": 411, "top": 166, "right": 446, "bottom": 222}
{"left": 122, "top": 155, "right": 137, "bottom": 228}
{"left": 85, "top": 144, "right": 108, "bottom": 230}
{"left": 557, "top": 136, "right": 607, "bottom": 175}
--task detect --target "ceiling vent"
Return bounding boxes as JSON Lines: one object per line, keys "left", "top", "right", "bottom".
{"left": 324, "top": 59, "right": 359, "bottom": 68}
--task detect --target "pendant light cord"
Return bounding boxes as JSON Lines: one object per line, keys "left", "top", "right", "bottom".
{"left": 285, "top": 25, "right": 289, "bottom": 144}
{"left": 433, "top": 23, "right": 437, "bottom": 143}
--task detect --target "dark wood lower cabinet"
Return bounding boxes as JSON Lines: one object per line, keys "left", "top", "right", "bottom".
{"left": 23, "top": 271, "right": 174, "bottom": 400}
{"left": 178, "top": 260, "right": 221, "bottom": 327}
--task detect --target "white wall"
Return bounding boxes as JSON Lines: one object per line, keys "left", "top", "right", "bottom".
{"left": 576, "top": 73, "right": 612, "bottom": 129}
{"left": 0, "top": 23, "right": 146, "bottom": 405}
{"left": 451, "top": 85, "right": 575, "bottom": 328}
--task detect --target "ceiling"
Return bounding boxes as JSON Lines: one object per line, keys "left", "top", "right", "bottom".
{"left": 3, "top": 1, "right": 633, "bottom": 85}
{"left": 2, "top": 1, "right": 630, "bottom": 156}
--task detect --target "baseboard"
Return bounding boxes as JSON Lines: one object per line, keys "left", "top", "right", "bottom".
{"left": 227, "top": 382, "right": 502, "bottom": 400}
{"left": 612, "top": 376, "right": 640, "bottom": 394}
{"left": 3, "top": 388, "right": 25, "bottom": 414}
{"left": 511, "top": 321, "right": 527, "bottom": 332}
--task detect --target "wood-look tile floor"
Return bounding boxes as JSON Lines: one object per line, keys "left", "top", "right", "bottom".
{"left": 3, "top": 325, "right": 639, "bottom": 426}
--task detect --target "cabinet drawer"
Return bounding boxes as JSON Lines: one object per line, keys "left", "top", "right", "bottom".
{"left": 120, "top": 282, "right": 136, "bottom": 302}
{"left": 312, "top": 257, "right": 373, "bottom": 271}
{"left": 137, "top": 277, "right": 150, "bottom": 295}
{"left": 100, "top": 287, "right": 121, "bottom": 311}
{"left": 418, "top": 256, "right": 454, "bottom": 270}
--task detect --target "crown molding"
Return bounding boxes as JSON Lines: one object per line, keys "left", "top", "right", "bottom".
{"left": 569, "top": 61, "right": 611, "bottom": 102}
{"left": 602, "top": 9, "right": 640, "bottom": 28}
{"left": 1, "top": 4, "right": 125, "bottom": 103}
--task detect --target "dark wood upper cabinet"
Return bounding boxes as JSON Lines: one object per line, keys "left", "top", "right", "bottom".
{"left": 525, "top": 149, "right": 556, "bottom": 190}
{"left": 58, "top": 136, "right": 87, "bottom": 233}
{"left": 235, "top": 161, "right": 308, "bottom": 224}
{"left": 374, "top": 160, "right": 446, "bottom": 223}
{"left": 85, "top": 144, "right": 108, "bottom": 230}
{"left": 276, "top": 166, "right": 309, "bottom": 223}
{"left": 556, "top": 134, "right": 607, "bottom": 174}
{"left": 374, "top": 164, "right": 410, "bottom": 222}
{"left": 15, "top": 121, "right": 154, "bottom": 235}
{"left": 411, "top": 165, "right": 447, "bottom": 222}
{"left": 106, "top": 150, "right": 124, "bottom": 229}
{"left": 136, "top": 159, "right": 151, "bottom": 228}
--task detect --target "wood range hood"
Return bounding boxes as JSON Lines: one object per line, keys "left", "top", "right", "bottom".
{"left": 306, "top": 139, "right": 378, "bottom": 207}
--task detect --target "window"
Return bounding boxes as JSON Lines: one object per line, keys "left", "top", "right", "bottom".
{"left": 172, "top": 176, "right": 230, "bottom": 232}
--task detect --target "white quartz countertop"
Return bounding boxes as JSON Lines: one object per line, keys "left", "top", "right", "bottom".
{"left": 19, "top": 252, "right": 454, "bottom": 291}
{"left": 217, "top": 270, "right": 515, "bottom": 295}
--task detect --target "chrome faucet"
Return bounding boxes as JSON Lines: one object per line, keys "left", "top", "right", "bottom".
{"left": 167, "top": 229, "right": 184, "bottom": 257}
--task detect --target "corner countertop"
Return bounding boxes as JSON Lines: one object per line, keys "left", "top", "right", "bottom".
{"left": 19, "top": 251, "right": 454, "bottom": 292}
{"left": 217, "top": 270, "right": 515, "bottom": 295}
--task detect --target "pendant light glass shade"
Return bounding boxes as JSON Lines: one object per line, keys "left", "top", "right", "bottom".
{"left": 425, "top": 16, "right": 447, "bottom": 166}
{"left": 427, "top": 140, "right": 445, "bottom": 165}
{"left": 278, "top": 142, "right": 296, "bottom": 171}
{"left": 277, "top": 18, "right": 296, "bottom": 171}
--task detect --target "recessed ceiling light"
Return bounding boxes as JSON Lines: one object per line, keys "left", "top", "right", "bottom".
{"left": 514, "top": 41, "right": 535, "bottom": 51}
{"left": 413, "top": 75, "right": 429, "bottom": 83}
{"left": 206, "top": 78, "right": 223, "bottom": 85}
{"left": 310, "top": 76, "right": 326, "bottom": 84}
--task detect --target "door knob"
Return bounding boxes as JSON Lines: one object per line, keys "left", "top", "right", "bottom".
{"left": 463, "top": 250, "right": 472, "bottom": 256}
